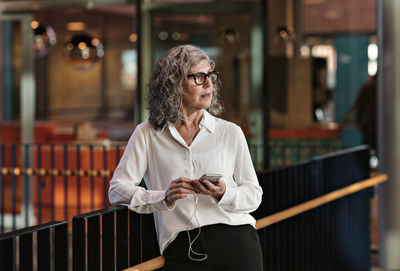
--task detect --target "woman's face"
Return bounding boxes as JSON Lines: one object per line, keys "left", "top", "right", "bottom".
{"left": 181, "top": 59, "right": 214, "bottom": 113}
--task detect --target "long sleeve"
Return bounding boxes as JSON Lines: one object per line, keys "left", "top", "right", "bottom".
{"left": 108, "top": 124, "right": 170, "bottom": 213}
{"left": 218, "top": 124, "right": 263, "bottom": 213}
{"left": 107, "top": 113, "right": 262, "bottom": 254}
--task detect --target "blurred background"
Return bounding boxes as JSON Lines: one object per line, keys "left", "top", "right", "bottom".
{"left": 0, "top": 0, "right": 378, "bottom": 169}
{"left": 1, "top": 0, "right": 391, "bottom": 269}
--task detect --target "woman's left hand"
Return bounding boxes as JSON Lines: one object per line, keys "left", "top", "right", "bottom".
{"left": 192, "top": 179, "right": 226, "bottom": 201}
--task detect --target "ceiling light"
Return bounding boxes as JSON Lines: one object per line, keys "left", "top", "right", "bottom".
{"left": 64, "top": 33, "right": 104, "bottom": 70}
{"left": 66, "top": 22, "right": 86, "bottom": 31}
{"left": 31, "top": 20, "right": 57, "bottom": 58}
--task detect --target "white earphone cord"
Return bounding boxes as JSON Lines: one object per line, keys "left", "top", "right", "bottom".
{"left": 179, "top": 108, "right": 206, "bottom": 260}
{"left": 187, "top": 195, "right": 207, "bottom": 261}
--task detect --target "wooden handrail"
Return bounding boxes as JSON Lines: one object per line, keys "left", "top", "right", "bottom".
{"left": 255, "top": 173, "right": 387, "bottom": 229}
{"left": 125, "top": 256, "right": 165, "bottom": 271}
{"left": 124, "top": 173, "right": 388, "bottom": 271}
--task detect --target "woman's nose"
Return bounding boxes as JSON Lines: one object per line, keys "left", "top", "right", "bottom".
{"left": 203, "top": 76, "right": 212, "bottom": 87}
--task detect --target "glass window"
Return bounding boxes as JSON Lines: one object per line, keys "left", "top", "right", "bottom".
{"left": 33, "top": 5, "right": 137, "bottom": 123}
{"left": 150, "top": 2, "right": 264, "bottom": 168}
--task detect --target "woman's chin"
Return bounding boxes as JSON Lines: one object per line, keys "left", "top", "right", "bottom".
{"left": 201, "top": 101, "right": 212, "bottom": 109}
{"left": 200, "top": 96, "right": 212, "bottom": 107}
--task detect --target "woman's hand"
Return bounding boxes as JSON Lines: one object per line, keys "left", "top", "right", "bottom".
{"left": 192, "top": 179, "right": 226, "bottom": 201}
{"left": 165, "top": 177, "right": 195, "bottom": 208}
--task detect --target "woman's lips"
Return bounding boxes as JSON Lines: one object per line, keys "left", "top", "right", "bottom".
{"left": 201, "top": 92, "right": 211, "bottom": 98}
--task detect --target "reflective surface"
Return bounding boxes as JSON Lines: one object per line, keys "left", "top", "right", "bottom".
{"left": 63, "top": 33, "right": 104, "bottom": 70}
{"left": 32, "top": 6, "right": 137, "bottom": 122}
{"left": 31, "top": 20, "right": 57, "bottom": 58}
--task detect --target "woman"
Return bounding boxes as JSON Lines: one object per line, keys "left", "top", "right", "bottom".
{"left": 108, "top": 44, "right": 263, "bottom": 270}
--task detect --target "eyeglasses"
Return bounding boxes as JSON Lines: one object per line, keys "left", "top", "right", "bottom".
{"left": 187, "top": 71, "right": 218, "bottom": 85}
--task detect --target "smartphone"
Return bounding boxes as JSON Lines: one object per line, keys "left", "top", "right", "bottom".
{"left": 199, "top": 173, "right": 222, "bottom": 183}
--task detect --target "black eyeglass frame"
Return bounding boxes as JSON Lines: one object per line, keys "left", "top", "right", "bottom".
{"left": 187, "top": 71, "right": 219, "bottom": 85}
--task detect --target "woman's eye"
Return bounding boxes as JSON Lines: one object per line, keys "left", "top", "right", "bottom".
{"left": 195, "top": 73, "right": 204, "bottom": 79}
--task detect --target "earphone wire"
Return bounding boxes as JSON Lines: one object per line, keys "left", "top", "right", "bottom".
{"left": 179, "top": 105, "right": 206, "bottom": 261}
{"left": 186, "top": 194, "right": 207, "bottom": 261}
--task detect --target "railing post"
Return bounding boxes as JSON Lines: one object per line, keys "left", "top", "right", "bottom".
{"left": 76, "top": 144, "right": 81, "bottom": 214}
{"left": 87, "top": 216, "right": 101, "bottom": 270}
{"left": 73, "top": 217, "right": 86, "bottom": 271}
{"left": 50, "top": 144, "right": 55, "bottom": 220}
{"left": 11, "top": 144, "right": 16, "bottom": 230}
{"left": 0, "top": 237, "right": 15, "bottom": 271}
{"left": 37, "top": 144, "right": 42, "bottom": 224}
{"left": 23, "top": 143, "right": 34, "bottom": 227}
{"left": 19, "top": 232, "right": 33, "bottom": 271}
{"left": 102, "top": 211, "right": 115, "bottom": 270}
{"left": 54, "top": 222, "right": 68, "bottom": 271}
{"left": 63, "top": 144, "right": 68, "bottom": 221}
{"left": 90, "top": 144, "right": 94, "bottom": 210}
{"left": 117, "top": 207, "right": 129, "bottom": 269}
{"left": 0, "top": 221, "right": 68, "bottom": 271}
{"left": 0, "top": 144, "right": 5, "bottom": 233}
{"left": 103, "top": 145, "right": 108, "bottom": 208}
{"left": 37, "top": 227, "right": 51, "bottom": 271}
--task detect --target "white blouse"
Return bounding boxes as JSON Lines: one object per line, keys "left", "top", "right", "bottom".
{"left": 108, "top": 110, "right": 263, "bottom": 254}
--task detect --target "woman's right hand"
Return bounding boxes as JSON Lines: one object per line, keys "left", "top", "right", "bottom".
{"left": 165, "top": 177, "right": 195, "bottom": 208}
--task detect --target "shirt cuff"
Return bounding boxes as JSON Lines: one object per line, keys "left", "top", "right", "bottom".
{"left": 162, "top": 199, "right": 176, "bottom": 211}
{"left": 128, "top": 189, "right": 176, "bottom": 211}
{"left": 217, "top": 185, "right": 236, "bottom": 206}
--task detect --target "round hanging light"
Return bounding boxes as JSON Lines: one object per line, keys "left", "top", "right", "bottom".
{"left": 218, "top": 27, "right": 241, "bottom": 44}
{"left": 63, "top": 33, "right": 104, "bottom": 70}
{"left": 31, "top": 20, "right": 57, "bottom": 58}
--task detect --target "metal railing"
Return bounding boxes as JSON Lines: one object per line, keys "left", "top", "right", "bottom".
{"left": 79, "top": 145, "right": 375, "bottom": 271}
{"left": 127, "top": 174, "right": 387, "bottom": 271}
{"left": 0, "top": 142, "right": 125, "bottom": 232}
{"left": 0, "top": 146, "right": 381, "bottom": 271}
{"left": 0, "top": 221, "right": 68, "bottom": 271}
{"left": 72, "top": 205, "right": 160, "bottom": 271}
{"left": 253, "top": 145, "right": 373, "bottom": 271}
{"left": 0, "top": 140, "right": 347, "bottom": 233}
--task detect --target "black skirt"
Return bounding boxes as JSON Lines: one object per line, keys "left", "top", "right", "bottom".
{"left": 163, "top": 223, "right": 263, "bottom": 271}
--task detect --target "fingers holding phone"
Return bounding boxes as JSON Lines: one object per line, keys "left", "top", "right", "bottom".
{"left": 193, "top": 174, "right": 226, "bottom": 200}
{"left": 165, "top": 177, "right": 195, "bottom": 207}
{"left": 199, "top": 173, "right": 222, "bottom": 183}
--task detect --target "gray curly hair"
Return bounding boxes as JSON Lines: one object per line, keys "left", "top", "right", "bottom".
{"left": 147, "top": 44, "right": 224, "bottom": 130}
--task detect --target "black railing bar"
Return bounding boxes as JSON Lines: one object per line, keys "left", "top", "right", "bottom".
{"left": 63, "top": 145, "right": 68, "bottom": 221}
{"left": 37, "top": 144, "right": 43, "bottom": 224}
{"left": 76, "top": 144, "right": 81, "bottom": 214}
{"left": 1, "top": 144, "right": 5, "bottom": 233}
{"left": 90, "top": 145, "right": 95, "bottom": 211}
{"left": 73, "top": 205, "right": 126, "bottom": 219}
{"left": 87, "top": 216, "right": 101, "bottom": 270}
{"left": 51, "top": 144, "right": 55, "bottom": 221}
{"left": 11, "top": 144, "right": 17, "bottom": 231}
{"left": 0, "top": 221, "right": 67, "bottom": 240}
{"left": 103, "top": 145, "right": 108, "bottom": 208}
{"left": 23, "top": 144, "right": 31, "bottom": 227}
